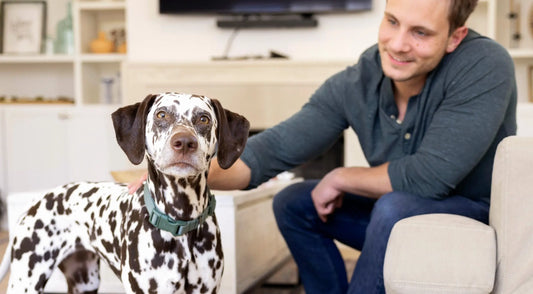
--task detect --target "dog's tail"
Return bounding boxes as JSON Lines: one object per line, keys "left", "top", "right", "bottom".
{"left": 0, "top": 240, "right": 11, "bottom": 283}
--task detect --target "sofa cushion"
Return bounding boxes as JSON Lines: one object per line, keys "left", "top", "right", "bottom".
{"left": 384, "top": 213, "right": 496, "bottom": 294}
{"left": 490, "top": 136, "right": 533, "bottom": 294}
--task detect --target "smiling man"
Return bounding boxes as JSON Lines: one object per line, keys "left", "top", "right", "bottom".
{"left": 204, "top": 0, "right": 515, "bottom": 293}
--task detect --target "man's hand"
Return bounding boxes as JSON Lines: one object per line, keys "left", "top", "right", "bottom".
{"left": 311, "top": 164, "right": 393, "bottom": 222}
{"left": 311, "top": 169, "right": 345, "bottom": 222}
{"left": 128, "top": 172, "right": 147, "bottom": 194}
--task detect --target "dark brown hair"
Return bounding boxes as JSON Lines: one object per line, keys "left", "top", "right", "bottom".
{"left": 448, "top": 0, "right": 478, "bottom": 34}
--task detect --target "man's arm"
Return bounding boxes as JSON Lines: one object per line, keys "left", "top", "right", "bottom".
{"left": 207, "top": 158, "right": 251, "bottom": 190}
{"left": 311, "top": 163, "right": 392, "bottom": 222}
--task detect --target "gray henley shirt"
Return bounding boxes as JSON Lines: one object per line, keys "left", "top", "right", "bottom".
{"left": 240, "top": 30, "right": 517, "bottom": 204}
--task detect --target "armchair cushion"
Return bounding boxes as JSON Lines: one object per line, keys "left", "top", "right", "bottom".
{"left": 490, "top": 136, "right": 533, "bottom": 294}
{"left": 384, "top": 213, "right": 496, "bottom": 294}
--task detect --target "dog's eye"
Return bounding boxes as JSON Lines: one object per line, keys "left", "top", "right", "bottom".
{"left": 199, "top": 115, "right": 210, "bottom": 124}
{"left": 156, "top": 111, "right": 167, "bottom": 119}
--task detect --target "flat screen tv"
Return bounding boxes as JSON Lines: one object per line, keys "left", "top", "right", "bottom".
{"left": 159, "top": 0, "right": 372, "bottom": 15}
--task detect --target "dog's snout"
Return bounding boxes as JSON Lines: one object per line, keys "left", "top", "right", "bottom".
{"left": 171, "top": 131, "right": 198, "bottom": 153}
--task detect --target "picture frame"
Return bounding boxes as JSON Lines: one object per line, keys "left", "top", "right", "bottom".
{"left": 0, "top": 1, "right": 46, "bottom": 54}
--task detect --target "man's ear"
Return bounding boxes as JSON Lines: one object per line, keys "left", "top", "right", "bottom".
{"left": 446, "top": 26, "right": 469, "bottom": 53}
{"left": 111, "top": 94, "right": 157, "bottom": 165}
{"left": 211, "top": 99, "right": 250, "bottom": 169}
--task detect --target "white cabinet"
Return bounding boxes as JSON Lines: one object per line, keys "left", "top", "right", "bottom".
{"left": 0, "top": 109, "right": 5, "bottom": 206}
{"left": 2, "top": 105, "right": 134, "bottom": 195}
{"left": 4, "top": 107, "right": 69, "bottom": 193}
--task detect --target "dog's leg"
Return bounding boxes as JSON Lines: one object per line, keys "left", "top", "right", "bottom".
{"left": 58, "top": 250, "right": 100, "bottom": 294}
{"left": 7, "top": 230, "right": 57, "bottom": 294}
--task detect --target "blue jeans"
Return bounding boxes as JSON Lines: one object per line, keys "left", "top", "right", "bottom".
{"left": 272, "top": 179, "right": 490, "bottom": 294}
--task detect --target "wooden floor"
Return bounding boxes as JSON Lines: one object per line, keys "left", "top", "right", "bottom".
{"left": 0, "top": 231, "right": 358, "bottom": 294}
{"left": 0, "top": 231, "right": 8, "bottom": 294}
{"left": 247, "top": 247, "right": 359, "bottom": 294}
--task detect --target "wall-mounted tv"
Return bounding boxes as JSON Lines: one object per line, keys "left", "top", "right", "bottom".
{"left": 159, "top": 0, "right": 372, "bottom": 15}
{"left": 160, "top": 0, "right": 372, "bottom": 28}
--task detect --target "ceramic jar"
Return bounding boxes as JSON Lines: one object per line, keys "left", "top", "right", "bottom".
{"left": 90, "top": 31, "right": 114, "bottom": 53}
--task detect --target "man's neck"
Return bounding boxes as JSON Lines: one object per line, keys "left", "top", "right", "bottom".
{"left": 393, "top": 77, "right": 426, "bottom": 122}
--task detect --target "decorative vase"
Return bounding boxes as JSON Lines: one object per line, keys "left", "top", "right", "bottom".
{"left": 55, "top": 1, "right": 74, "bottom": 54}
{"left": 90, "top": 31, "right": 114, "bottom": 53}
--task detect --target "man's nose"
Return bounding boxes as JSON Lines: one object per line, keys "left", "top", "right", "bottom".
{"left": 389, "top": 30, "right": 410, "bottom": 53}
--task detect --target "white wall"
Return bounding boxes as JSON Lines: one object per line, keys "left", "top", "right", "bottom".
{"left": 127, "top": 0, "right": 385, "bottom": 62}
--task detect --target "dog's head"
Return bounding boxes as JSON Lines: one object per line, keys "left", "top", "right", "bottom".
{"left": 112, "top": 93, "right": 250, "bottom": 178}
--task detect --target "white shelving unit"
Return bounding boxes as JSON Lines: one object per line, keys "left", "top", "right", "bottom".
{"left": 0, "top": 1, "right": 129, "bottom": 212}
{"left": 463, "top": 0, "right": 533, "bottom": 102}
{"left": 0, "top": 0, "right": 126, "bottom": 106}
{"left": 0, "top": 0, "right": 531, "bottom": 104}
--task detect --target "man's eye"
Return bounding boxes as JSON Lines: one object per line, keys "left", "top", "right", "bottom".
{"left": 199, "top": 115, "right": 210, "bottom": 124}
{"left": 156, "top": 111, "right": 166, "bottom": 119}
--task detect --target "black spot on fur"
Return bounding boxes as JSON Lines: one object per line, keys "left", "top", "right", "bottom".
{"left": 151, "top": 253, "right": 165, "bottom": 269}
{"left": 149, "top": 278, "right": 158, "bottom": 294}
{"left": 26, "top": 201, "right": 41, "bottom": 217}
{"left": 34, "top": 220, "right": 44, "bottom": 230}
{"left": 28, "top": 253, "right": 43, "bottom": 274}
{"left": 35, "top": 273, "right": 48, "bottom": 291}
{"left": 13, "top": 232, "right": 40, "bottom": 260}
{"left": 82, "top": 187, "right": 99, "bottom": 198}
{"left": 84, "top": 202, "right": 93, "bottom": 211}
{"left": 128, "top": 272, "right": 144, "bottom": 294}
{"left": 64, "top": 184, "right": 80, "bottom": 202}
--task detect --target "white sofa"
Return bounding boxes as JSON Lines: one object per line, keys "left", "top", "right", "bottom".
{"left": 384, "top": 103, "right": 533, "bottom": 294}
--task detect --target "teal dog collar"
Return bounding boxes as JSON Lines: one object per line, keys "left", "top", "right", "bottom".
{"left": 144, "top": 182, "right": 216, "bottom": 236}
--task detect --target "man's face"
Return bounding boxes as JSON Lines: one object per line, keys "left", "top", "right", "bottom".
{"left": 378, "top": 0, "right": 458, "bottom": 87}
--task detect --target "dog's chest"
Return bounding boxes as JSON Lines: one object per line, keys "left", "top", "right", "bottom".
{"left": 126, "top": 222, "right": 223, "bottom": 293}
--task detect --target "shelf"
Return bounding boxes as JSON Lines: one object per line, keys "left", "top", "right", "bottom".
{"left": 78, "top": 1, "right": 125, "bottom": 11}
{"left": 80, "top": 54, "right": 127, "bottom": 63}
{"left": 0, "top": 55, "right": 74, "bottom": 64}
{"left": 508, "top": 49, "right": 533, "bottom": 60}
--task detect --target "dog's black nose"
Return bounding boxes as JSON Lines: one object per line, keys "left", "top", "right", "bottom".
{"left": 171, "top": 132, "right": 198, "bottom": 153}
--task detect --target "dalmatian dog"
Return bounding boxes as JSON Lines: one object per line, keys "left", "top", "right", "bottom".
{"left": 0, "top": 93, "right": 250, "bottom": 294}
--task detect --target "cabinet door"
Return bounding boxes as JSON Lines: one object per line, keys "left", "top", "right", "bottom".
{"left": 4, "top": 107, "right": 70, "bottom": 193}
{"left": 0, "top": 109, "right": 6, "bottom": 201}
{"left": 66, "top": 107, "right": 134, "bottom": 183}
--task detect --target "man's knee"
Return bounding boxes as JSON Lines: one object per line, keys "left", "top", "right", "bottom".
{"left": 272, "top": 180, "right": 319, "bottom": 226}
{"left": 370, "top": 191, "right": 421, "bottom": 228}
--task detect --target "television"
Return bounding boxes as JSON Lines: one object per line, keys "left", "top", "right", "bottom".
{"left": 160, "top": 0, "right": 372, "bottom": 15}
{"left": 159, "top": 0, "right": 372, "bottom": 28}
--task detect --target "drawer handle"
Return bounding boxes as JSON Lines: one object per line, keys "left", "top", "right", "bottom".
{"left": 58, "top": 113, "right": 70, "bottom": 120}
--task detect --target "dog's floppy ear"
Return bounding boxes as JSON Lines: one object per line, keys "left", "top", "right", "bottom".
{"left": 211, "top": 99, "right": 250, "bottom": 169}
{"left": 111, "top": 94, "right": 157, "bottom": 165}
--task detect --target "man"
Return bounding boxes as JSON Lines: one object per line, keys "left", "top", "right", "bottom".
{"left": 133, "top": 0, "right": 517, "bottom": 292}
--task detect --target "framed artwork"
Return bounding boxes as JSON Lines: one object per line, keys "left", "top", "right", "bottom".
{"left": 1, "top": 1, "right": 46, "bottom": 54}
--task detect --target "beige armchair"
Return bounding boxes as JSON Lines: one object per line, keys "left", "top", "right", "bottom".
{"left": 384, "top": 136, "right": 533, "bottom": 294}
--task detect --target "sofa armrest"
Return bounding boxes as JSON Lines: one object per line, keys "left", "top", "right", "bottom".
{"left": 490, "top": 136, "right": 533, "bottom": 294}
{"left": 384, "top": 213, "right": 496, "bottom": 294}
